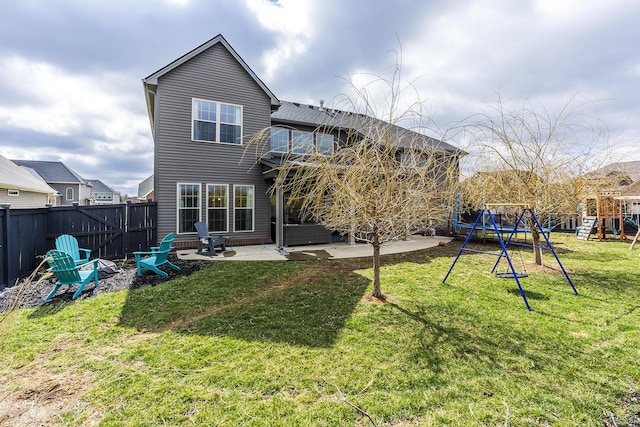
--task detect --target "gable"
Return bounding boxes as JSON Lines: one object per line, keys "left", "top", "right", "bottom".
{"left": 143, "top": 34, "right": 280, "bottom": 134}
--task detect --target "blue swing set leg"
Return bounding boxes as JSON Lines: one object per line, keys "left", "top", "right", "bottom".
{"left": 443, "top": 206, "right": 577, "bottom": 311}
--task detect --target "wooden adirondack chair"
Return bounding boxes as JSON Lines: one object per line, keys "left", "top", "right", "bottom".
{"left": 45, "top": 250, "right": 99, "bottom": 301}
{"left": 133, "top": 233, "right": 181, "bottom": 277}
{"left": 55, "top": 234, "right": 91, "bottom": 266}
{"left": 194, "top": 221, "right": 226, "bottom": 256}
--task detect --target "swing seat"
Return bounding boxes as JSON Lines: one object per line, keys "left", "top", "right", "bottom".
{"left": 495, "top": 272, "right": 529, "bottom": 279}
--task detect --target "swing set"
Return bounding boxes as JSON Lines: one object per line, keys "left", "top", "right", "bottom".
{"left": 443, "top": 203, "right": 578, "bottom": 311}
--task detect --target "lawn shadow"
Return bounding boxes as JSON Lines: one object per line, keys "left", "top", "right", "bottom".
{"left": 118, "top": 261, "right": 370, "bottom": 348}
{"left": 387, "top": 302, "right": 541, "bottom": 377}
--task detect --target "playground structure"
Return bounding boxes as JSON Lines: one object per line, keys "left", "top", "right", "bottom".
{"left": 580, "top": 192, "right": 640, "bottom": 241}
{"left": 443, "top": 204, "right": 577, "bottom": 311}
{"left": 576, "top": 180, "right": 640, "bottom": 240}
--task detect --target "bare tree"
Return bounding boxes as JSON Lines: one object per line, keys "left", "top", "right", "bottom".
{"left": 460, "top": 95, "right": 612, "bottom": 264}
{"left": 246, "top": 61, "right": 464, "bottom": 299}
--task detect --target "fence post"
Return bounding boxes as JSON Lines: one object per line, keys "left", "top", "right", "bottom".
{"left": 1, "top": 204, "right": 11, "bottom": 288}
{"left": 125, "top": 201, "right": 131, "bottom": 255}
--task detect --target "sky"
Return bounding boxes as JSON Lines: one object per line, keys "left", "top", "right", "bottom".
{"left": 1, "top": 0, "right": 639, "bottom": 196}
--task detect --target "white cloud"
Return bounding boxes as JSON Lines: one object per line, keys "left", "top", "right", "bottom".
{"left": 0, "top": 55, "right": 149, "bottom": 151}
{"left": 245, "top": 0, "right": 316, "bottom": 80}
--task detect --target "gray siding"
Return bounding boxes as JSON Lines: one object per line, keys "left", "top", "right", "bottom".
{"left": 154, "top": 43, "right": 273, "bottom": 243}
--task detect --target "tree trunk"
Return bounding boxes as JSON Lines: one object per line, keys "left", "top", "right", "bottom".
{"left": 371, "top": 233, "right": 383, "bottom": 299}
{"left": 531, "top": 228, "right": 543, "bottom": 265}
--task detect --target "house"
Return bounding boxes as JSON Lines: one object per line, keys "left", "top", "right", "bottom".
{"left": 11, "top": 160, "right": 93, "bottom": 206}
{"left": 142, "top": 34, "right": 462, "bottom": 248}
{"left": 137, "top": 175, "right": 154, "bottom": 202}
{"left": 0, "top": 154, "right": 56, "bottom": 208}
{"left": 86, "top": 179, "right": 121, "bottom": 204}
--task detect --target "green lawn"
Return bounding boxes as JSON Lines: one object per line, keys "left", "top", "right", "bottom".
{"left": 1, "top": 234, "right": 638, "bottom": 426}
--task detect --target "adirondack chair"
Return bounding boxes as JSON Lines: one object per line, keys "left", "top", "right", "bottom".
{"left": 44, "top": 250, "right": 99, "bottom": 301}
{"left": 194, "top": 221, "right": 226, "bottom": 256}
{"left": 55, "top": 234, "right": 91, "bottom": 266}
{"left": 133, "top": 233, "right": 181, "bottom": 277}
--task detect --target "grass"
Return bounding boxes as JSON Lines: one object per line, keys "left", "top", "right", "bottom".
{"left": 0, "top": 234, "right": 638, "bottom": 426}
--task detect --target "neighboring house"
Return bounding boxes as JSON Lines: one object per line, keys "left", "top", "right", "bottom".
{"left": 0, "top": 154, "right": 57, "bottom": 208}
{"left": 11, "top": 160, "right": 93, "bottom": 206}
{"left": 86, "top": 179, "right": 121, "bottom": 204}
{"left": 137, "top": 175, "right": 154, "bottom": 202}
{"left": 583, "top": 160, "right": 640, "bottom": 238}
{"left": 142, "top": 34, "right": 461, "bottom": 248}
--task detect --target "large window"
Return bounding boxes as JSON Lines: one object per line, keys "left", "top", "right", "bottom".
{"left": 234, "top": 185, "right": 254, "bottom": 232}
{"left": 270, "top": 129, "right": 333, "bottom": 155}
{"left": 177, "top": 183, "right": 200, "bottom": 234}
{"left": 316, "top": 133, "right": 334, "bottom": 155}
{"left": 270, "top": 127, "right": 289, "bottom": 152}
{"left": 207, "top": 184, "right": 228, "bottom": 233}
{"left": 291, "top": 130, "right": 314, "bottom": 154}
{"left": 192, "top": 99, "right": 242, "bottom": 144}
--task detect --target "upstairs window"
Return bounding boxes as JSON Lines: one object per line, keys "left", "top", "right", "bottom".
{"left": 192, "top": 99, "right": 242, "bottom": 144}
{"left": 270, "top": 128, "right": 289, "bottom": 153}
{"left": 270, "top": 128, "right": 334, "bottom": 155}
{"left": 316, "top": 133, "right": 334, "bottom": 155}
{"left": 291, "top": 130, "right": 314, "bottom": 155}
{"left": 66, "top": 187, "right": 74, "bottom": 201}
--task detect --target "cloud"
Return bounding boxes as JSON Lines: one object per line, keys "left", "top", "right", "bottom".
{"left": 0, "top": 54, "right": 152, "bottom": 196}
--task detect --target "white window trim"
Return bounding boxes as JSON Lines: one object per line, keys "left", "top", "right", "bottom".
{"left": 233, "top": 184, "right": 255, "bottom": 233}
{"left": 206, "top": 183, "right": 229, "bottom": 233}
{"left": 191, "top": 98, "right": 244, "bottom": 145}
{"left": 8, "top": 189, "right": 19, "bottom": 197}
{"left": 66, "top": 187, "right": 74, "bottom": 201}
{"left": 177, "top": 182, "right": 201, "bottom": 235}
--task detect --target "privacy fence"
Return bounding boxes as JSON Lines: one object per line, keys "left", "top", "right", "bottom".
{"left": 0, "top": 202, "right": 157, "bottom": 289}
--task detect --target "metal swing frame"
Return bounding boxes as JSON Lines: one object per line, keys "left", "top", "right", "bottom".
{"left": 443, "top": 204, "right": 577, "bottom": 311}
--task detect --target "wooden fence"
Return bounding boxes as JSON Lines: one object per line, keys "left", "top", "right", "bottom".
{"left": 0, "top": 202, "right": 157, "bottom": 289}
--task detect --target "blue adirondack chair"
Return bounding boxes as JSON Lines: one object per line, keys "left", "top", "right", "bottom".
{"left": 133, "top": 233, "right": 181, "bottom": 277}
{"left": 55, "top": 234, "right": 91, "bottom": 266}
{"left": 45, "top": 250, "right": 99, "bottom": 301}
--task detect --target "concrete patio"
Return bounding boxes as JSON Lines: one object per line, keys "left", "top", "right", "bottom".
{"left": 176, "top": 235, "right": 453, "bottom": 261}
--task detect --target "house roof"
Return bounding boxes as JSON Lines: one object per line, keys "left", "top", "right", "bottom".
{"left": 11, "top": 160, "right": 88, "bottom": 185}
{"left": 137, "top": 175, "right": 154, "bottom": 199}
{"left": 0, "top": 155, "right": 56, "bottom": 194}
{"left": 271, "top": 101, "right": 463, "bottom": 154}
{"left": 86, "top": 179, "right": 117, "bottom": 194}
{"left": 143, "top": 34, "right": 280, "bottom": 123}
{"left": 591, "top": 161, "right": 640, "bottom": 183}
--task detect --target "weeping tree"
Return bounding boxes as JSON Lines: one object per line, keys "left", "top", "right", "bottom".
{"left": 246, "top": 63, "right": 464, "bottom": 299}
{"left": 460, "top": 95, "right": 612, "bottom": 264}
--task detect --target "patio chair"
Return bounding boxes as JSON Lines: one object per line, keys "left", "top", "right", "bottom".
{"left": 55, "top": 234, "right": 91, "bottom": 266}
{"left": 133, "top": 233, "right": 181, "bottom": 277}
{"left": 44, "top": 250, "right": 99, "bottom": 301}
{"left": 194, "top": 221, "right": 226, "bottom": 256}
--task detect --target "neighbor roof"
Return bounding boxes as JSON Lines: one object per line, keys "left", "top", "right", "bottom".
{"left": 592, "top": 161, "right": 640, "bottom": 183}
{"left": 11, "top": 160, "right": 88, "bottom": 184}
{"left": 271, "top": 101, "right": 463, "bottom": 154}
{"left": 0, "top": 155, "right": 55, "bottom": 194}
{"left": 86, "top": 179, "right": 117, "bottom": 194}
{"left": 137, "top": 175, "right": 154, "bottom": 199}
